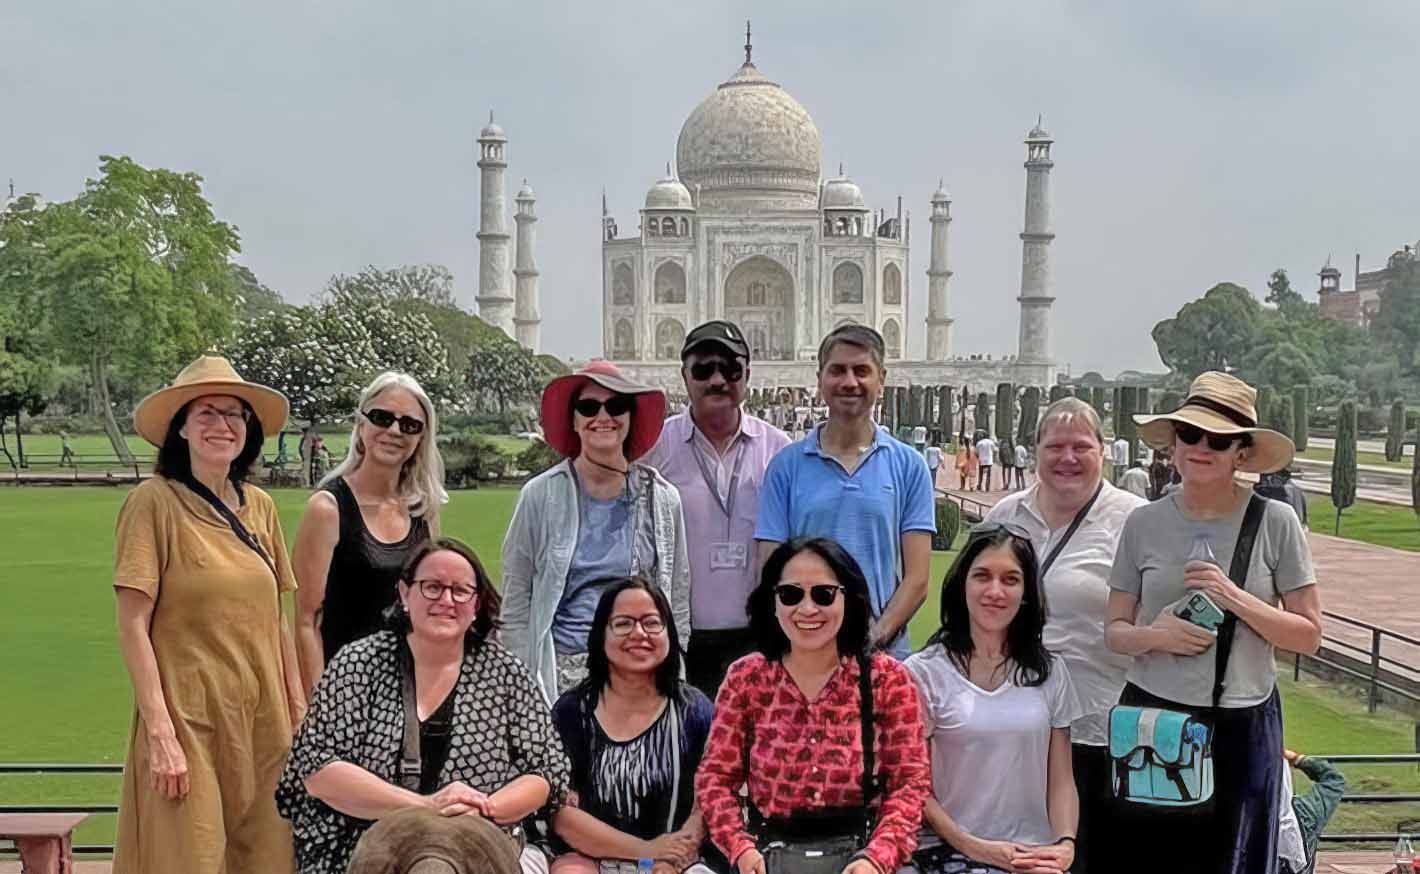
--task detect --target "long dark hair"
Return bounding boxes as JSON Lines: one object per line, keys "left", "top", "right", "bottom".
{"left": 749, "top": 537, "right": 874, "bottom": 661}
{"left": 925, "top": 528, "right": 1052, "bottom": 687}
{"left": 154, "top": 398, "right": 265, "bottom": 485}
{"left": 384, "top": 537, "right": 502, "bottom": 651}
{"left": 577, "top": 577, "right": 683, "bottom": 700}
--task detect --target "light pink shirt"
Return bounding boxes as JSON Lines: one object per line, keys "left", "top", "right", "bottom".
{"left": 643, "top": 409, "right": 791, "bottom": 630}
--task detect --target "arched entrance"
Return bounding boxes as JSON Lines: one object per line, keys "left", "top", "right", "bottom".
{"left": 723, "top": 256, "right": 794, "bottom": 361}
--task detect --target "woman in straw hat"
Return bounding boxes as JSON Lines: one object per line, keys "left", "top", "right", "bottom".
{"left": 292, "top": 371, "right": 447, "bottom": 694}
{"left": 501, "top": 359, "right": 689, "bottom": 703}
{"left": 1102, "top": 372, "right": 1322, "bottom": 874}
{"left": 112, "top": 355, "right": 305, "bottom": 874}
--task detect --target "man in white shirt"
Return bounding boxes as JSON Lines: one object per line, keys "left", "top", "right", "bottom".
{"left": 1119, "top": 459, "right": 1150, "bottom": 499}
{"left": 1111, "top": 434, "right": 1130, "bottom": 483}
{"left": 983, "top": 397, "right": 1146, "bottom": 874}
{"left": 924, "top": 443, "right": 944, "bottom": 488}
{"left": 1014, "top": 441, "right": 1029, "bottom": 489}
{"left": 973, "top": 434, "right": 997, "bottom": 491}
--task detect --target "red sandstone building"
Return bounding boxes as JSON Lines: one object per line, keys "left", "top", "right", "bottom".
{"left": 1318, "top": 242, "right": 1418, "bottom": 328}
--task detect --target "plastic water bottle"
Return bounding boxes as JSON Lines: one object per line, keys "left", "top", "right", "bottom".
{"left": 1188, "top": 532, "right": 1218, "bottom": 566}
{"left": 1395, "top": 834, "right": 1413, "bottom": 873}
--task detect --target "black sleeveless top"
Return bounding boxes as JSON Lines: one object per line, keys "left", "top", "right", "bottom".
{"left": 318, "top": 477, "right": 429, "bottom": 662}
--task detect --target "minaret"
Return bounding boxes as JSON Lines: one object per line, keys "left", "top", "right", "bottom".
{"left": 925, "top": 180, "right": 954, "bottom": 360}
{"left": 476, "top": 112, "right": 515, "bottom": 337}
{"left": 1016, "top": 117, "right": 1056, "bottom": 365}
{"left": 513, "top": 180, "right": 541, "bottom": 351}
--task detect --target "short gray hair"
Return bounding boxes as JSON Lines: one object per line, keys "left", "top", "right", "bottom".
{"left": 1036, "top": 397, "right": 1104, "bottom": 447}
{"left": 816, "top": 324, "right": 885, "bottom": 372}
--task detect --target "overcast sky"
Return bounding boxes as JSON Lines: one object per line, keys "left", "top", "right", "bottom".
{"left": 4, "top": 1, "right": 1417, "bottom": 376}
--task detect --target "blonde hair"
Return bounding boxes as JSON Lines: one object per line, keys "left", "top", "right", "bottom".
{"left": 320, "top": 372, "right": 447, "bottom": 535}
{"left": 1036, "top": 397, "right": 1105, "bottom": 447}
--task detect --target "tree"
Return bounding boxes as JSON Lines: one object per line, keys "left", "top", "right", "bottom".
{"left": 1090, "top": 386, "right": 1108, "bottom": 419}
{"left": 1151, "top": 283, "right": 1262, "bottom": 378}
{"left": 0, "top": 193, "right": 58, "bottom": 465}
{"left": 7, "top": 157, "right": 242, "bottom": 462}
{"left": 1412, "top": 424, "right": 1420, "bottom": 528}
{"left": 324, "top": 264, "right": 458, "bottom": 309}
{"left": 1256, "top": 386, "right": 1277, "bottom": 431}
{"left": 1387, "top": 400, "right": 1407, "bottom": 463}
{"left": 1017, "top": 386, "right": 1041, "bottom": 449}
{"left": 1274, "top": 395, "right": 1295, "bottom": 444}
{"left": 230, "top": 263, "right": 285, "bottom": 320}
{"left": 974, "top": 392, "right": 991, "bottom": 435}
{"left": 994, "top": 383, "right": 1015, "bottom": 448}
{"left": 1119, "top": 387, "right": 1139, "bottom": 462}
{"left": 1331, "top": 400, "right": 1358, "bottom": 535}
{"left": 1265, "top": 268, "right": 1305, "bottom": 310}
{"left": 1048, "top": 385, "right": 1066, "bottom": 403}
{"left": 320, "top": 283, "right": 455, "bottom": 406}
{"left": 1292, "top": 385, "right": 1310, "bottom": 452}
{"left": 227, "top": 306, "right": 378, "bottom": 427}
{"left": 1373, "top": 249, "right": 1420, "bottom": 373}
{"left": 1247, "top": 342, "right": 1317, "bottom": 393}
{"left": 936, "top": 385, "right": 955, "bottom": 443}
{"left": 465, "top": 327, "right": 545, "bottom": 416}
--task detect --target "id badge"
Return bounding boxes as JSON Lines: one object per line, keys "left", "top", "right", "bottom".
{"left": 709, "top": 541, "right": 748, "bottom": 570}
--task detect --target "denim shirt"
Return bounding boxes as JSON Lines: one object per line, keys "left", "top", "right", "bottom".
{"left": 500, "top": 459, "right": 690, "bottom": 703}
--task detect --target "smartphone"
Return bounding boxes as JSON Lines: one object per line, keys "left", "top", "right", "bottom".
{"left": 1174, "top": 591, "right": 1225, "bottom": 634}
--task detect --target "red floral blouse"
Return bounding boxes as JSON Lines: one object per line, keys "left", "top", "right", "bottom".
{"left": 694, "top": 652, "right": 930, "bottom": 874}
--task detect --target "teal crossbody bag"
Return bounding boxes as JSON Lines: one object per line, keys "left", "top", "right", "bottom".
{"left": 1108, "top": 494, "right": 1267, "bottom": 807}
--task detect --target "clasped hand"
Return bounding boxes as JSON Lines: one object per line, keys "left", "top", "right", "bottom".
{"left": 427, "top": 780, "right": 494, "bottom": 818}
{"left": 1182, "top": 560, "right": 1243, "bottom": 612}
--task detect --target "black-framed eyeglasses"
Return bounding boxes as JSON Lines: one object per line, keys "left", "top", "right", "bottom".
{"left": 968, "top": 521, "right": 1034, "bottom": 542}
{"left": 190, "top": 404, "right": 251, "bottom": 429}
{"left": 573, "top": 395, "right": 634, "bottom": 418}
{"left": 608, "top": 614, "right": 666, "bottom": 637}
{"left": 363, "top": 407, "right": 426, "bottom": 436}
{"left": 1175, "top": 423, "right": 1240, "bottom": 452}
{"left": 687, "top": 359, "right": 744, "bottom": 383}
{"left": 411, "top": 579, "right": 477, "bottom": 604}
{"left": 775, "top": 583, "right": 844, "bottom": 608}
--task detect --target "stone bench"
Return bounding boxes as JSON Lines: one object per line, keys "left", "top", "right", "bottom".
{"left": 0, "top": 813, "right": 89, "bottom": 874}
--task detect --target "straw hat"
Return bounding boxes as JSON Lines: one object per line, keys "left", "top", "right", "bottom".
{"left": 540, "top": 359, "right": 666, "bottom": 461}
{"left": 133, "top": 355, "right": 289, "bottom": 447}
{"left": 346, "top": 807, "right": 520, "bottom": 874}
{"left": 1133, "top": 371, "right": 1294, "bottom": 474}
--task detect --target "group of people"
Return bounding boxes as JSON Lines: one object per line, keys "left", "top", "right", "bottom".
{"left": 953, "top": 432, "right": 1029, "bottom": 493}
{"left": 108, "top": 317, "right": 1327, "bottom": 874}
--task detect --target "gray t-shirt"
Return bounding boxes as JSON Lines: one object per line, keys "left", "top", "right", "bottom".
{"left": 552, "top": 484, "right": 657, "bottom": 655}
{"left": 1107, "top": 492, "right": 1316, "bottom": 708}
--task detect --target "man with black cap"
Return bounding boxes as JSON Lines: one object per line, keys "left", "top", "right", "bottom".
{"left": 642, "top": 319, "right": 791, "bottom": 698}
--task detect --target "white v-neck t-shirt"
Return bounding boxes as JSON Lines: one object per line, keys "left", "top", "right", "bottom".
{"left": 905, "top": 644, "right": 1083, "bottom": 846}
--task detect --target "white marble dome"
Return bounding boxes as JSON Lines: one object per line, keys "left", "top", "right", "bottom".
{"left": 644, "top": 173, "right": 694, "bottom": 210}
{"left": 675, "top": 61, "right": 821, "bottom": 208}
{"left": 821, "top": 169, "right": 866, "bottom": 210}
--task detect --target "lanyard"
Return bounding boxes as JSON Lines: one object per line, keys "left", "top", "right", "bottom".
{"left": 690, "top": 433, "right": 746, "bottom": 539}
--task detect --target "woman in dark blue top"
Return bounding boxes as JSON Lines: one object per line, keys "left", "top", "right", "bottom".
{"left": 550, "top": 579, "right": 715, "bottom": 874}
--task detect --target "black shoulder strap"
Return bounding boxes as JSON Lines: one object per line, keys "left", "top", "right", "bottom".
{"left": 1213, "top": 494, "right": 1268, "bottom": 709}
{"left": 1040, "top": 482, "right": 1103, "bottom": 578}
{"left": 178, "top": 476, "right": 277, "bottom": 580}
{"left": 858, "top": 651, "right": 876, "bottom": 843}
{"left": 398, "top": 639, "right": 422, "bottom": 792}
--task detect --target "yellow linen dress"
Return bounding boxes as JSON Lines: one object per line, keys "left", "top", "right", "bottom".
{"left": 111, "top": 477, "right": 298, "bottom": 874}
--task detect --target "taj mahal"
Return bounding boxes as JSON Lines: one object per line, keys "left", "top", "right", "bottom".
{"left": 473, "top": 27, "right": 1065, "bottom": 394}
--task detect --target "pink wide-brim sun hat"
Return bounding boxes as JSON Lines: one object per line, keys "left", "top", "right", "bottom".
{"left": 540, "top": 359, "right": 666, "bottom": 461}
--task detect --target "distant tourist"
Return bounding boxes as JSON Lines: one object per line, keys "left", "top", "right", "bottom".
{"left": 912, "top": 424, "right": 928, "bottom": 449}
{"left": 974, "top": 433, "right": 997, "bottom": 491}
{"left": 696, "top": 538, "right": 931, "bottom": 874}
{"left": 277, "top": 538, "right": 569, "bottom": 874}
{"left": 1147, "top": 447, "right": 1173, "bottom": 501}
{"left": 755, "top": 324, "right": 936, "bottom": 657}
{"left": 1110, "top": 434, "right": 1129, "bottom": 484}
{"left": 1104, "top": 372, "right": 1322, "bottom": 874}
{"left": 1118, "top": 459, "right": 1150, "bottom": 499}
{"left": 1013, "top": 440, "right": 1029, "bottom": 489}
{"left": 924, "top": 442, "right": 944, "bottom": 488}
{"left": 1278, "top": 749, "right": 1346, "bottom": 874}
{"left": 642, "top": 320, "right": 790, "bottom": 698}
{"left": 502, "top": 360, "right": 688, "bottom": 702}
{"left": 999, "top": 436, "right": 1017, "bottom": 491}
{"left": 59, "top": 430, "right": 75, "bottom": 466}
{"left": 1254, "top": 468, "right": 1309, "bottom": 526}
{"left": 550, "top": 579, "right": 716, "bottom": 874}
{"left": 292, "top": 372, "right": 445, "bottom": 694}
{"left": 906, "top": 525, "right": 1082, "bottom": 874}
{"left": 957, "top": 437, "right": 977, "bottom": 491}
{"left": 113, "top": 355, "right": 304, "bottom": 874}
{"left": 982, "top": 397, "right": 1145, "bottom": 873}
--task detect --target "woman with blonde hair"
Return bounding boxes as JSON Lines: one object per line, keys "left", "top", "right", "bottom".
{"left": 293, "top": 371, "right": 448, "bottom": 692}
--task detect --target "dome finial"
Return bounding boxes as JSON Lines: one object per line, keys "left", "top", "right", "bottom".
{"left": 489, "top": 110, "right": 495, "bottom": 124}
{"left": 838, "top": 162, "right": 844, "bottom": 176}
{"left": 666, "top": 161, "right": 672, "bottom": 177}
{"left": 744, "top": 20, "right": 752, "bottom": 65}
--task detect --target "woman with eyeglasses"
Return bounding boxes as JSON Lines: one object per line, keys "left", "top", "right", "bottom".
{"left": 292, "top": 372, "right": 447, "bottom": 693}
{"left": 904, "top": 524, "right": 1082, "bottom": 874}
{"left": 549, "top": 579, "right": 717, "bottom": 874}
{"left": 1103, "top": 372, "right": 1322, "bottom": 874}
{"left": 112, "top": 356, "right": 304, "bottom": 874}
{"left": 278, "top": 538, "right": 570, "bottom": 874}
{"left": 502, "top": 360, "right": 689, "bottom": 703}
{"left": 696, "top": 538, "right": 930, "bottom": 874}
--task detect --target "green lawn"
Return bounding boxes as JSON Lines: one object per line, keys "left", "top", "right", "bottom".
{"left": 1305, "top": 494, "right": 1420, "bottom": 552}
{"left": 1299, "top": 446, "right": 1412, "bottom": 470}
{"left": 0, "top": 486, "right": 1413, "bottom": 849}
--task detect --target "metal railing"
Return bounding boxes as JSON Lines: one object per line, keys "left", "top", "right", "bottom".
{"left": 1294, "top": 611, "right": 1420, "bottom": 713}
{"left": 936, "top": 488, "right": 992, "bottom": 524}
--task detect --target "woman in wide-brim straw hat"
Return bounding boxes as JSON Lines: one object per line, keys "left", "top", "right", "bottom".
{"left": 500, "top": 359, "right": 690, "bottom": 702}
{"left": 112, "top": 355, "right": 305, "bottom": 874}
{"left": 1102, "top": 371, "right": 1323, "bottom": 874}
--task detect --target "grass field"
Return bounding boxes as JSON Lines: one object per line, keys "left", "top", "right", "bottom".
{"left": 1, "top": 485, "right": 1418, "bottom": 849}
{"left": 1299, "top": 446, "right": 1413, "bottom": 470}
{"left": 1305, "top": 494, "right": 1420, "bottom": 552}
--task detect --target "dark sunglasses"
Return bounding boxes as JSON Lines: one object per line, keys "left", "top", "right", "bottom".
{"left": 775, "top": 583, "right": 844, "bottom": 608}
{"left": 573, "top": 395, "right": 634, "bottom": 418}
{"left": 969, "top": 521, "right": 1034, "bottom": 542}
{"left": 362, "top": 407, "right": 425, "bottom": 436}
{"left": 1175, "top": 423, "right": 1240, "bottom": 452}
{"left": 687, "top": 359, "right": 744, "bottom": 383}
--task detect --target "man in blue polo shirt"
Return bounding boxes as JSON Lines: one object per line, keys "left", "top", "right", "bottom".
{"left": 754, "top": 324, "right": 936, "bottom": 657}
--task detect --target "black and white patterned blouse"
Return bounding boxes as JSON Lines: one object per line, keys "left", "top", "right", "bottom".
{"left": 276, "top": 631, "right": 571, "bottom": 874}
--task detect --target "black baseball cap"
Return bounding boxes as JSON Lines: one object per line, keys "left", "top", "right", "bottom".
{"left": 681, "top": 320, "right": 750, "bottom": 361}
